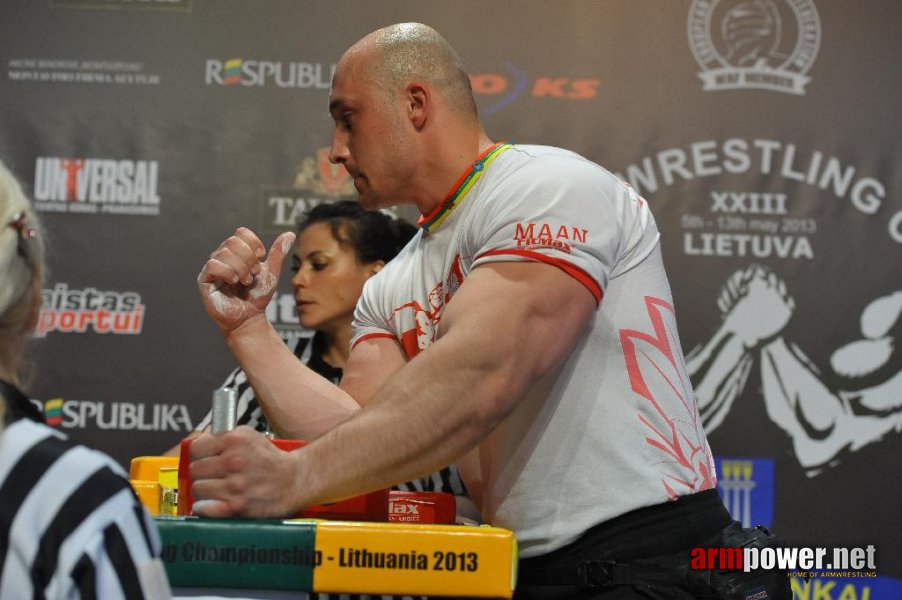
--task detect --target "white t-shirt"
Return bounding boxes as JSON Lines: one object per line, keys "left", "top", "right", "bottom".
{"left": 353, "top": 144, "right": 716, "bottom": 558}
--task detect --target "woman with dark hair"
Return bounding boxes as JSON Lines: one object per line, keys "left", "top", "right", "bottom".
{"left": 0, "top": 160, "right": 171, "bottom": 599}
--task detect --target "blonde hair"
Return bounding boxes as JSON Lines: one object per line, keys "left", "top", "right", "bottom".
{"left": 0, "top": 160, "right": 45, "bottom": 384}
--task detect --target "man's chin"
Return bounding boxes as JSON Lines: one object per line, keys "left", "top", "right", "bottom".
{"left": 352, "top": 182, "right": 371, "bottom": 208}
{"left": 356, "top": 192, "right": 392, "bottom": 211}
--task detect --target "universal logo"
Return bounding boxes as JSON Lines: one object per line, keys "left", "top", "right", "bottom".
{"left": 688, "top": 0, "right": 820, "bottom": 95}
{"left": 33, "top": 157, "right": 160, "bottom": 216}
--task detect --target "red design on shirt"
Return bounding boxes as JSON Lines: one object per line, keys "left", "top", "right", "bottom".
{"left": 389, "top": 255, "right": 465, "bottom": 358}
{"left": 620, "top": 296, "right": 716, "bottom": 499}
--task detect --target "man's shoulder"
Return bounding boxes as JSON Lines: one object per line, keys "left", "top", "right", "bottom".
{"left": 506, "top": 143, "right": 589, "bottom": 160}
{"left": 501, "top": 144, "right": 611, "bottom": 180}
{"left": 477, "top": 145, "right": 620, "bottom": 210}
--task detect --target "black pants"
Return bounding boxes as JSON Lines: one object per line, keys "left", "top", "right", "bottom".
{"left": 515, "top": 490, "right": 793, "bottom": 599}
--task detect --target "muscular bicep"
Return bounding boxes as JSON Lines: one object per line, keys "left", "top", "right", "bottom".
{"left": 438, "top": 261, "right": 596, "bottom": 411}
{"left": 340, "top": 336, "right": 409, "bottom": 406}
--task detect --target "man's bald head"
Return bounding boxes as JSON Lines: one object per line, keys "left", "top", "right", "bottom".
{"left": 343, "top": 23, "right": 478, "bottom": 121}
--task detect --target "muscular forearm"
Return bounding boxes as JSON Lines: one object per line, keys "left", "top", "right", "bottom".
{"left": 290, "top": 325, "right": 519, "bottom": 507}
{"left": 224, "top": 314, "right": 360, "bottom": 439}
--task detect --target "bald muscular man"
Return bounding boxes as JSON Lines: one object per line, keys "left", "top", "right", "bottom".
{"left": 189, "top": 23, "right": 791, "bottom": 599}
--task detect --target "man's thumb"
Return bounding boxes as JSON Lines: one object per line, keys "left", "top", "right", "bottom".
{"left": 266, "top": 231, "right": 297, "bottom": 274}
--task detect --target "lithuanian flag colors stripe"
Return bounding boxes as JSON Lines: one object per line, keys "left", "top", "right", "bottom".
{"left": 418, "top": 142, "right": 514, "bottom": 233}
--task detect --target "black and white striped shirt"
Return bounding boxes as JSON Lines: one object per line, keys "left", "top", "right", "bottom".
{"left": 0, "top": 381, "right": 171, "bottom": 599}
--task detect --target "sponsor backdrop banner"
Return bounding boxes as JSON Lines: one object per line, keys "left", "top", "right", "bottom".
{"left": 1, "top": 0, "right": 899, "bottom": 595}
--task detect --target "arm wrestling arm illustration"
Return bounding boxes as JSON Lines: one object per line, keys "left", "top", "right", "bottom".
{"left": 686, "top": 264, "right": 794, "bottom": 431}
{"left": 760, "top": 290, "right": 902, "bottom": 473}
{"left": 684, "top": 260, "right": 902, "bottom": 473}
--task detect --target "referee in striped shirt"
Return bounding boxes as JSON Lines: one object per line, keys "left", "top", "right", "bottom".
{"left": 0, "top": 160, "right": 171, "bottom": 599}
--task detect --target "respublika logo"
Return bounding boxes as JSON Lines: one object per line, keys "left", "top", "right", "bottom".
{"left": 205, "top": 58, "right": 334, "bottom": 89}
{"left": 263, "top": 147, "right": 356, "bottom": 232}
{"left": 40, "top": 397, "right": 192, "bottom": 432}
{"left": 33, "top": 157, "right": 160, "bottom": 216}
{"left": 688, "top": 0, "right": 820, "bottom": 95}
{"left": 716, "top": 457, "right": 774, "bottom": 528}
{"left": 37, "top": 283, "right": 145, "bottom": 337}
{"left": 44, "top": 398, "right": 63, "bottom": 426}
{"left": 469, "top": 63, "right": 600, "bottom": 115}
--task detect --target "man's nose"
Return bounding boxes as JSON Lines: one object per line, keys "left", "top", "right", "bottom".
{"left": 329, "top": 130, "right": 349, "bottom": 164}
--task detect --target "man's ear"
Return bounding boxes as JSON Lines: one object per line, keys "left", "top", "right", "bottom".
{"left": 407, "top": 82, "right": 429, "bottom": 129}
{"left": 370, "top": 260, "right": 385, "bottom": 276}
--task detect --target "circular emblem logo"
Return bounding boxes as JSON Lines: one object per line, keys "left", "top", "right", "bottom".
{"left": 688, "top": 0, "right": 820, "bottom": 94}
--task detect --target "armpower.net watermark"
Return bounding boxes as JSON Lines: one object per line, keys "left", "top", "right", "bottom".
{"left": 691, "top": 544, "right": 877, "bottom": 577}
